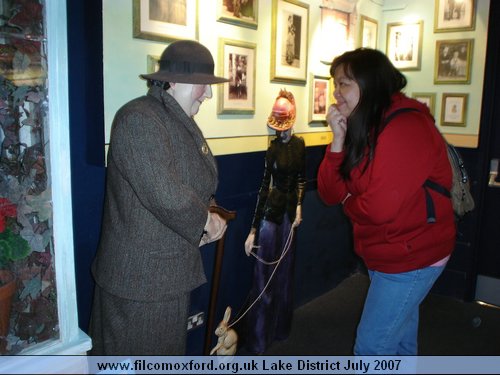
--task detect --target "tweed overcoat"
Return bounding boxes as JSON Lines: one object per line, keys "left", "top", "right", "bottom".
{"left": 92, "top": 86, "right": 217, "bottom": 301}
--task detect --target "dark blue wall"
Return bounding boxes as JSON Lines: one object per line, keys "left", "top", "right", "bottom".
{"left": 67, "top": 0, "right": 105, "bottom": 331}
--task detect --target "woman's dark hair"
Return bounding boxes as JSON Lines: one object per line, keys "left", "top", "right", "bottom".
{"left": 330, "top": 48, "right": 407, "bottom": 179}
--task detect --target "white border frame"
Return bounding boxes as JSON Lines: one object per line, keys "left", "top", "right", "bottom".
{"left": 218, "top": 39, "right": 257, "bottom": 115}
{"left": 386, "top": 21, "right": 423, "bottom": 71}
{"left": 270, "top": 0, "right": 309, "bottom": 84}
{"left": 15, "top": 0, "right": 92, "bottom": 358}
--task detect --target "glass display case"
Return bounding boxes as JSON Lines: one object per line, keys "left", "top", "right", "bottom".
{"left": 0, "top": 0, "right": 91, "bottom": 364}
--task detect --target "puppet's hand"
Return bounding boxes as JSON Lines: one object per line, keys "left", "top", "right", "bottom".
{"left": 244, "top": 229, "right": 256, "bottom": 256}
{"left": 292, "top": 205, "right": 302, "bottom": 228}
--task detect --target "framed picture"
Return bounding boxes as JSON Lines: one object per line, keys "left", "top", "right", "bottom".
{"left": 359, "top": 15, "right": 378, "bottom": 49}
{"left": 217, "top": 0, "right": 258, "bottom": 29}
{"left": 434, "top": 39, "right": 473, "bottom": 84}
{"left": 271, "top": 0, "right": 309, "bottom": 84}
{"left": 218, "top": 39, "right": 257, "bottom": 115}
{"left": 412, "top": 92, "right": 436, "bottom": 116}
{"left": 309, "top": 75, "right": 331, "bottom": 124}
{"left": 434, "top": 0, "right": 476, "bottom": 32}
{"left": 133, "top": 0, "right": 198, "bottom": 42}
{"left": 386, "top": 21, "right": 423, "bottom": 71}
{"left": 441, "top": 93, "right": 468, "bottom": 127}
{"left": 319, "top": 7, "right": 350, "bottom": 64}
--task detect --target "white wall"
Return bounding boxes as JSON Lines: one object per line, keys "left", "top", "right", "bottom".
{"left": 103, "top": 0, "right": 489, "bottom": 151}
{"left": 378, "top": 0, "right": 490, "bottom": 145}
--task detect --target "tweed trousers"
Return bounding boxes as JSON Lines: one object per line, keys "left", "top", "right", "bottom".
{"left": 89, "top": 285, "right": 190, "bottom": 355}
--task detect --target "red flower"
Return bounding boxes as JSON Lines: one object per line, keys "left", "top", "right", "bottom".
{"left": 0, "top": 197, "right": 17, "bottom": 233}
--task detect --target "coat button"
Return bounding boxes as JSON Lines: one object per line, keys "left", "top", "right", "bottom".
{"left": 201, "top": 144, "right": 209, "bottom": 154}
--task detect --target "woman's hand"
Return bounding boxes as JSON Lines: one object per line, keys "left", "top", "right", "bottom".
{"left": 326, "top": 104, "right": 347, "bottom": 152}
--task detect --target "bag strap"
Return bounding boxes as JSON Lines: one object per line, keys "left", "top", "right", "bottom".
{"left": 448, "top": 143, "right": 469, "bottom": 184}
{"left": 384, "top": 107, "right": 451, "bottom": 224}
{"left": 383, "top": 107, "right": 420, "bottom": 126}
{"left": 423, "top": 179, "right": 451, "bottom": 224}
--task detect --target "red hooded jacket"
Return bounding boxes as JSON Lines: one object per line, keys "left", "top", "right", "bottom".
{"left": 318, "top": 93, "right": 456, "bottom": 273}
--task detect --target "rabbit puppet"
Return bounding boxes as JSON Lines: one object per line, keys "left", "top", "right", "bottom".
{"left": 210, "top": 306, "right": 238, "bottom": 356}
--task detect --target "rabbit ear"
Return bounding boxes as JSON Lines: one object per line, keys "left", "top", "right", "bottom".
{"left": 223, "top": 306, "right": 232, "bottom": 323}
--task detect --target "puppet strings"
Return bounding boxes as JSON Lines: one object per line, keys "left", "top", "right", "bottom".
{"left": 227, "top": 226, "right": 295, "bottom": 329}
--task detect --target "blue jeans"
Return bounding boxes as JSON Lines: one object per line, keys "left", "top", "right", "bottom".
{"left": 354, "top": 265, "right": 445, "bottom": 355}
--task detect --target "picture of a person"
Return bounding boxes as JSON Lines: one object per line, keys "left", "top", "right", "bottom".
{"left": 285, "top": 14, "right": 296, "bottom": 65}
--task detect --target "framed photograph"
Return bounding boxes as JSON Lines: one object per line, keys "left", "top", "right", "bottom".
{"left": 319, "top": 7, "right": 350, "bottom": 64}
{"left": 386, "top": 21, "right": 423, "bottom": 71}
{"left": 434, "top": 39, "right": 473, "bottom": 84}
{"left": 133, "top": 0, "right": 198, "bottom": 42}
{"left": 441, "top": 93, "right": 468, "bottom": 127}
{"left": 271, "top": 0, "right": 309, "bottom": 84}
{"left": 434, "top": 0, "right": 476, "bottom": 32}
{"left": 217, "top": 0, "right": 258, "bottom": 29}
{"left": 359, "top": 15, "right": 378, "bottom": 49}
{"left": 412, "top": 92, "right": 436, "bottom": 116}
{"left": 309, "top": 75, "right": 331, "bottom": 124}
{"left": 218, "top": 39, "right": 257, "bottom": 114}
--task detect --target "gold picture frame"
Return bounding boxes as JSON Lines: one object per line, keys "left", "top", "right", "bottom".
{"left": 434, "top": 0, "right": 476, "bottom": 32}
{"left": 441, "top": 93, "right": 468, "bottom": 127}
{"left": 412, "top": 92, "right": 436, "bottom": 116}
{"left": 434, "top": 39, "right": 474, "bottom": 84}
{"left": 309, "top": 75, "right": 331, "bottom": 124}
{"left": 386, "top": 21, "right": 423, "bottom": 71}
{"left": 217, "top": 0, "right": 258, "bottom": 29}
{"left": 270, "top": 0, "right": 309, "bottom": 84}
{"left": 133, "top": 0, "right": 198, "bottom": 42}
{"left": 359, "top": 15, "right": 378, "bottom": 49}
{"left": 218, "top": 38, "right": 257, "bottom": 115}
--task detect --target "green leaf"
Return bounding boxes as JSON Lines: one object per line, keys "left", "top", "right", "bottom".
{"left": 0, "top": 228, "right": 31, "bottom": 263}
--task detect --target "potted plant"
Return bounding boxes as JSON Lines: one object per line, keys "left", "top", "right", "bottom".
{"left": 0, "top": 197, "right": 30, "bottom": 337}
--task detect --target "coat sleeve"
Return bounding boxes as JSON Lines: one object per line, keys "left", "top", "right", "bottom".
{"left": 317, "top": 146, "right": 349, "bottom": 205}
{"left": 343, "top": 112, "right": 439, "bottom": 225}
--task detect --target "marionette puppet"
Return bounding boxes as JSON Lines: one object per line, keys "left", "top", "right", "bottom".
{"left": 242, "top": 89, "right": 306, "bottom": 354}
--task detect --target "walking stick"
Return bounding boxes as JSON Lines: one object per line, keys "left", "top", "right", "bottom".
{"left": 203, "top": 205, "right": 236, "bottom": 355}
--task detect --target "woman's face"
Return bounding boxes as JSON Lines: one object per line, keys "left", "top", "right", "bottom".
{"left": 169, "top": 83, "right": 212, "bottom": 117}
{"left": 333, "top": 64, "right": 360, "bottom": 118}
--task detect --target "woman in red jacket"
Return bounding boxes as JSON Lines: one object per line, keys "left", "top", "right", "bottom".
{"left": 317, "top": 48, "right": 456, "bottom": 355}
